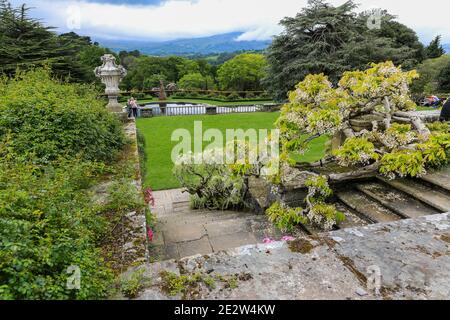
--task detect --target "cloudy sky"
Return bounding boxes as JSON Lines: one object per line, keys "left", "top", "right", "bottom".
{"left": 9, "top": 0, "right": 450, "bottom": 43}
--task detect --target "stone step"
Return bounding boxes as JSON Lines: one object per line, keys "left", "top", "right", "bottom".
{"left": 378, "top": 177, "right": 450, "bottom": 213}
{"left": 172, "top": 200, "right": 191, "bottom": 213}
{"left": 158, "top": 210, "right": 260, "bottom": 227}
{"left": 156, "top": 213, "right": 305, "bottom": 260}
{"left": 421, "top": 167, "right": 450, "bottom": 192}
{"left": 336, "top": 190, "right": 403, "bottom": 223}
{"left": 334, "top": 201, "right": 371, "bottom": 229}
{"left": 355, "top": 181, "right": 439, "bottom": 219}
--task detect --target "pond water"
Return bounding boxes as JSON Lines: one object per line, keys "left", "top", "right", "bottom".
{"left": 138, "top": 103, "right": 258, "bottom": 116}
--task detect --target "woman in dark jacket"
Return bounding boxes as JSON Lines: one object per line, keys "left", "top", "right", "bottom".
{"left": 440, "top": 98, "right": 450, "bottom": 121}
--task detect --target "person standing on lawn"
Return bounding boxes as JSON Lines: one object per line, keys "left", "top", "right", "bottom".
{"left": 130, "top": 97, "right": 138, "bottom": 118}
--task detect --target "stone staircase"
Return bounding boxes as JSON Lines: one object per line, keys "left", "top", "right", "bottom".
{"left": 150, "top": 167, "right": 449, "bottom": 261}
{"left": 335, "top": 166, "right": 450, "bottom": 228}
{"left": 150, "top": 189, "right": 306, "bottom": 261}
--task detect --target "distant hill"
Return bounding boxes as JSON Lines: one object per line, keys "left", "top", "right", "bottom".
{"left": 96, "top": 32, "right": 271, "bottom": 56}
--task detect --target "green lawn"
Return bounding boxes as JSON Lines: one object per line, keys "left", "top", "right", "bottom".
{"left": 416, "top": 106, "right": 442, "bottom": 111}
{"left": 137, "top": 112, "right": 327, "bottom": 190}
{"left": 130, "top": 98, "right": 275, "bottom": 106}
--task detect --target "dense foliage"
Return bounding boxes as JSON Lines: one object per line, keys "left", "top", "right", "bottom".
{"left": 0, "top": 69, "right": 131, "bottom": 299}
{"left": 0, "top": 157, "right": 113, "bottom": 299}
{"left": 217, "top": 53, "right": 267, "bottom": 91}
{"left": 178, "top": 72, "right": 214, "bottom": 90}
{"left": 0, "top": 69, "right": 126, "bottom": 164}
{"left": 425, "top": 35, "right": 445, "bottom": 59}
{"left": 411, "top": 54, "right": 450, "bottom": 95}
{"left": 264, "top": 0, "right": 425, "bottom": 101}
{"left": 173, "top": 150, "right": 247, "bottom": 210}
{"left": 437, "top": 63, "right": 450, "bottom": 92}
{"left": 120, "top": 54, "right": 217, "bottom": 91}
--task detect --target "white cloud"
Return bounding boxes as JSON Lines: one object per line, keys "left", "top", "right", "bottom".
{"left": 10, "top": 0, "right": 450, "bottom": 43}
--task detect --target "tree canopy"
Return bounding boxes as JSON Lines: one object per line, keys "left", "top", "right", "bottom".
{"left": 425, "top": 35, "right": 445, "bottom": 59}
{"left": 217, "top": 53, "right": 267, "bottom": 91}
{"left": 264, "top": 0, "right": 425, "bottom": 101}
{"left": 411, "top": 54, "right": 450, "bottom": 95}
{"left": 0, "top": 1, "right": 115, "bottom": 83}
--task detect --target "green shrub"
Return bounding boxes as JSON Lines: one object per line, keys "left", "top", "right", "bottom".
{"left": 172, "top": 91, "right": 186, "bottom": 98}
{"left": 173, "top": 151, "right": 246, "bottom": 210}
{"left": 188, "top": 92, "right": 199, "bottom": 98}
{"left": 0, "top": 68, "right": 126, "bottom": 164}
{"left": 120, "top": 269, "right": 147, "bottom": 299}
{"left": 227, "top": 91, "right": 241, "bottom": 101}
{"left": 245, "top": 92, "right": 256, "bottom": 99}
{"left": 0, "top": 155, "right": 114, "bottom": 299}
{"left": 0, "top": 68, "right": 136, "bottom": 300}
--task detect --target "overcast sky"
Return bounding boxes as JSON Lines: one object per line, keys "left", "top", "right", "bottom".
{"left": 9, "top": 0, "right": 450, "bottom": 43}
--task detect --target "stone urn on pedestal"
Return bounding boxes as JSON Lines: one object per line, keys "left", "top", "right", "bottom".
{"left": 95, "top": 54, "right": 127, "bottom": 118}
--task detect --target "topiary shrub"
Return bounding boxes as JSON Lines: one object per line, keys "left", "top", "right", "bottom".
{"left": 0, "top": 68, "right": 126, "bottom": 164}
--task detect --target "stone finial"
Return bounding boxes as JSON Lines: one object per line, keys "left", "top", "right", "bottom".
{"left": 95, "top": 54, "right": 127, "bottom": 114}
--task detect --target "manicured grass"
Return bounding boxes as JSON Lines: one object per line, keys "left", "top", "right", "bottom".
{"left": 137, "top": 112, "right": 327, "bottom": 190}
{"left": 131, "top": 98, "right": 275, "bottom": 106}
{"left": 416, "top": 106, "right": 442, "bottom": 111}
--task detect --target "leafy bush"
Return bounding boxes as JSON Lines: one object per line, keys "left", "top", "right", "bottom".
{"left": 418, "top": 133, "right": 450, "bottom": 168}
{"left": 333, "top": 138, "right": 379, "bottom": 166}
{"left": 0, "top": 155, "right": 114, "bottom": 299}
{"left": 173, "top": 150, "right": 247, "bottom": 210}
{"left": 245, "top": 92, "right": 256, "bottom": 99}
{"left": 380, "top": 150, "right": 426, "bottom": 179}
{"left": 0, "top": 69, "right": 126, "bottom": 164}
{"left": 266, "top": 202, "right": 306, "bottom": 232}
{"left": 266, "top": 176, "right": 344, "bottom": 232}
{"left": 0, "top": 68, "right": 137, "bottom": 300}
{"left": 227, "top": 91, "right": 241, "bottom": 101}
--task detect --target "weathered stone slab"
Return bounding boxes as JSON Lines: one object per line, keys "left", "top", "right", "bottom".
{"left": 337, "top": 190, "right": 402, "bottom": 223}
{"left": 356, "top": 181, "right": 439, "bottom": 219}
{"left": 331, "top": 215, "right": 450, "bottom": 299}
{"left": 379, "top": 177, "right": 450, "bottom": 212}
{"left": 177, "top": 237, "right": 213, "bottom": 257}
{"left": 204, "top": 218, "right": 250, "bottom": 237}
{"left": 162, "top": 224, "right": 207, "bottom": 244}
{"left": 421, "top": 167, "right": 450, "bottom": 192}
{"left": 209, "top": 232, "right": 258, "bottom": 252}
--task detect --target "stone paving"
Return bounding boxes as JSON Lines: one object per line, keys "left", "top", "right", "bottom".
{"left": 149, "top": 189, "right": 303, "bottom": 261}
{"left": 135, "top": 213, "right": 450, "bottom": 300}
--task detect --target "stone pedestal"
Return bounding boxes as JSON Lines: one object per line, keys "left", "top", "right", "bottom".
{"left": 95, "top": 54, "right": 127, "bottom": 117}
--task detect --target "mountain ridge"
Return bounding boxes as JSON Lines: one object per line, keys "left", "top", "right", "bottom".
{"left": 96, "top": 32, "right": 271, "bottom": 56}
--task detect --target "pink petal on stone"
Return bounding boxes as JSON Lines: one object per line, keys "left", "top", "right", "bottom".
{"left": 263, "top": 237, "right": 275, "bottom": 244}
